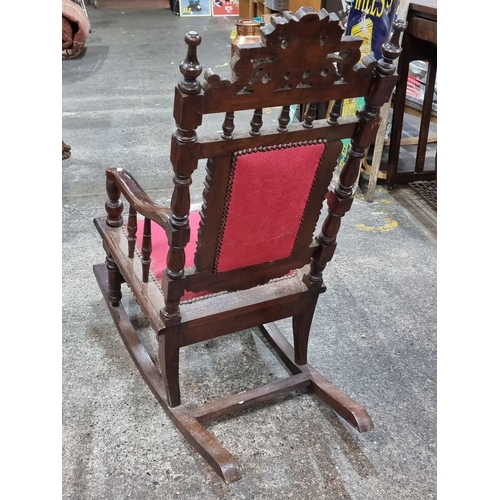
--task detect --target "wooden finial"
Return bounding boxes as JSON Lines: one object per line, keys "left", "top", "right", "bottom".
{"left": 377, "top": 19, "right": 407, "bottom": 75}
{"left": 179, "top": 31, "right": 203, "bottom": 94}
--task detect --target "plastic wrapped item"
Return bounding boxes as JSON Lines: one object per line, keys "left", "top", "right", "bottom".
{"left": 409, "top": 60, "right": 428, "bottom": 79}
{"left": 406, "top": 61, "right": 437, "bottom": 116}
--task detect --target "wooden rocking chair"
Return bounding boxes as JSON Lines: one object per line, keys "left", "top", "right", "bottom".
{"left": 93, "top": 7, "right": 405, "bottom": 483}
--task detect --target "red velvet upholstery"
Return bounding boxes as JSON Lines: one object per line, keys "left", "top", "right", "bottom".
{"left": 216, "top": 142, "right": 326, "bottom": 272}
{"left": 135, "top": 211, "right": 203, "bottom": 301}
{"left": 134, "top": 142, "right": 325, "bottom": 298}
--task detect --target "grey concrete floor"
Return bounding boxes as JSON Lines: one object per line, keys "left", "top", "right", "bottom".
{"left": 62, "top": 5, "right": 437, "bottom": 499}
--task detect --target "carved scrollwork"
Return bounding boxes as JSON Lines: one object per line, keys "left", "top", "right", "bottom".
{"left": 202, "top": 7, "right": 378, "bottom": 97}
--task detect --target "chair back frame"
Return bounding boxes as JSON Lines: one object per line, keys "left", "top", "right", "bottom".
{"left": 160, "top": 7, "right": 405, "bottom": 321}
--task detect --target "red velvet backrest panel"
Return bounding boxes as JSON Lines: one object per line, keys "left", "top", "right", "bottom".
{"left": 214, "top": 141, "right": 326, "bottom": 273}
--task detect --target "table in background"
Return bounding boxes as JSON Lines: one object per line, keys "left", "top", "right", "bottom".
{"left": 386, "top": 0, "right": 437, "bottom": 188}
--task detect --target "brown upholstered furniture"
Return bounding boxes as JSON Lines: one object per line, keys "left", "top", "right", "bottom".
{"left": 62, "top": 0, "right": 90, "bottom": 60}
{"left": 93, "top": 8, "right": 405, "bottom": 483}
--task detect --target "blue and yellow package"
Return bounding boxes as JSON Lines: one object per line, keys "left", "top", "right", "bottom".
{"left": 335, "top": 0, "right": 399, "bottom": 175}
{"left": 346, "top": 0, "right": 399, "bottom": 60}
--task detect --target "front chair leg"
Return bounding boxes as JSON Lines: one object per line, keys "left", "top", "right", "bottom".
{"left": 158, "top": 335, "right": 181, "bottom": 407}
{"left": 106, "top": 253, "right": 123, "bottom": 307}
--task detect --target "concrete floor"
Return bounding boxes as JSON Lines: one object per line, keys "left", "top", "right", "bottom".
{"left": 62, "top": 4, "right": 437, "bottom": 499}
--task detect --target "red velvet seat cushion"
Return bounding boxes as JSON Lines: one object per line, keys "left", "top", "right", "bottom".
{"left": 135, "top": 212, "right": 204, "bottom": 301}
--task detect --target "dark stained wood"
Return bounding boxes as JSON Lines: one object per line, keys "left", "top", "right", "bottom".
{"left": 221, "top": 111, "right": 235, "bottom": 139}
{"left": 277, "top": 104, "right": 290, "bottom": 132}
{"left": 409, "top": 16, "right": 437, "bottom": 44}
{"left": 201, "top": 9, "right": 380, "bottom": 114}
{"left": 192, "top": 373, "right": 311, "bottom": 422}
{"left": 105, "top": 168, "right": 171, "bottom": 229}
{"left": 193, "top": 156, "right": 231, "bottom": 272}
{"left": 197, "top": 118, "right": 359, "bottom": 158}
{"left": 105, "top": 174, "right": 123, "bottom": 228}
{"left": 259, "top": 323, "right": 374, "bottom": 432}
{"left": 414, "top": 57, "right": 436, "bottom": 173}
{"left": 93, "top": 7, "right": 403, "bottom": 483}
{"left": 292, "top": 294, "right": 319, "bottom": 365}
{"left": 93, "top": 263, "right": 242, "bottom": 484}
{"left": 62, "top": 140, "right": 71, "bottom": 160}
{"left": 303, "top": 102, "right": 317, "bottom": 128}
{"left": 126, "top": 206, "right": 137, "bottom": 259}
{"left": 141, "top": 218, "right": 152, "bottom": 283}
{"left": 105, "top": 252, "right": 122, "bottom": 307}
{"left": 249, "top": 108, "right": 263, "bottom": 135}
{"left": 327, "top": 99, "right": 342, "bottom": 125}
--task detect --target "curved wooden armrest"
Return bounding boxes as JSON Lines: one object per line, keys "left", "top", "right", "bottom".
{"left": 106, "top": 167, "right": 172, "bottom": 229}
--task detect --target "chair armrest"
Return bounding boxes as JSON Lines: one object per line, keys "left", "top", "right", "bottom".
{"left": 106, "top": 167, "right": 172, "bottom": 230}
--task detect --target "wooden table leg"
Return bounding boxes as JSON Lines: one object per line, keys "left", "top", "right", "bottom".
{"left": 386, "top": 31, "right": 411, "bottom": 189}
{"left": 415, "top": 57, "right": 436, "bottom": 173}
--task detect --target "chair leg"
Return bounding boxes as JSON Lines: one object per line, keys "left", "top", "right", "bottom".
{"left": 106, "top": 253, "right": 122, "bottom": 307}
{"left": 158, "top": 335, "right": 181, "bottom": 407}
{"left": 292, "top": 296, "right": 319, "bottom": 365}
